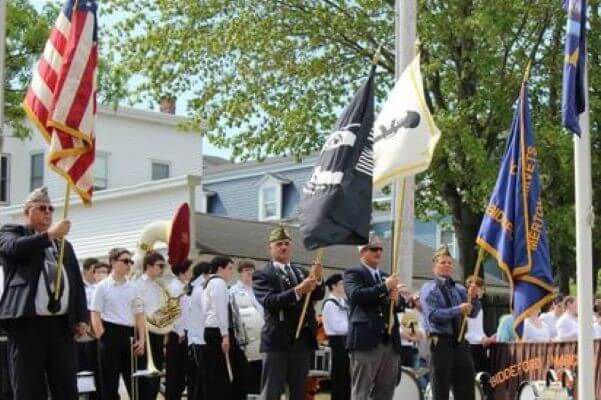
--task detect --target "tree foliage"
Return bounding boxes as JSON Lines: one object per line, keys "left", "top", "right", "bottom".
{"left": 103, "top": 0, "right": 600, "bottom": 286}
{"left": 3, "top": 0, "right": 57, "bottom": 139}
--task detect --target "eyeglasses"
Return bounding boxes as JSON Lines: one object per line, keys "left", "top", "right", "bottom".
{"left": 35, "top": 204, "right": 55, "bottom": 213}
{"left": 118, "top": 258, "right": 134, "bottom": 265}
{"left": 368, "top": 247, "right": 383, "bottom": 253}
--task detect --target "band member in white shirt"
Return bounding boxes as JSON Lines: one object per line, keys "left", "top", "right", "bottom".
{"left": 464, "top": 276, "right": 494, "bottom": 373}
{"left": 556, "top": 296, "right": 578, "bottom": 341}
{"left": 165, "top": 259, "right": 193, "bottom": 400}
{"left": 187, "top": 262, "right": 211, "bottom": 400}
{"left": 91, "top": 248, "right": 145, "bottom": 400}
{"left": 203, "top": 256, "right": 249, "bottom": 400}
{"left": 540, "top": 295, "right": 564, "bottom": 340}
{"left": 93, "top": 262, "right": 110, "bottom": 284}
{"left": 134, "top": 251, "right": 168, "bottom": 400}
{"left": 322, "top": 273, "right": 350, "bottom": 400}
{"left": 522, "top": 308, "right": 552, "bottom": 343}
{"left": 82, "top": 258, "right": 99, "bottom": 308}
{"left": 230, "top": 261, "right": 264, "bottom": 394}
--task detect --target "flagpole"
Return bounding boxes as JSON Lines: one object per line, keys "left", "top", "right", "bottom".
{"left": 391, "top": 0, "right": 416, "bottom": 288}
{"left": 0, "top": 0, "right": 7, "bottom": 154}
{"left": 54, "top": 183, "right": 71, "bottom": 301}
{"left": 575, "top": 59, "right": 594, "bottom": 400}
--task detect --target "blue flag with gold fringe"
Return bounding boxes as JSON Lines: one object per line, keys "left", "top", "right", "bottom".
{"left": 476, "top": 84, "right": 555, "bottom": 337}
{"left": 561, "top": 0, "right": 587, "bottom": 135}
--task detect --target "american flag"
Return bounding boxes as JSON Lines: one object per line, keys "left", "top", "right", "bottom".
{"left": 23, "top": 0, "right": 98, "bottom": 205}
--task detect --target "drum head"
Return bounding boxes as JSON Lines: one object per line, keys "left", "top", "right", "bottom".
{"left": 516, "top": 381, "right": 539, "bottom": 400}
{"left": 394, "top": 367, "right": 423, "bottom": 400}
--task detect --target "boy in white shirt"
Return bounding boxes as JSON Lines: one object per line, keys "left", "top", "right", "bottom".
{"left": 556, "top": 296, "right": 578, "bottom": 341}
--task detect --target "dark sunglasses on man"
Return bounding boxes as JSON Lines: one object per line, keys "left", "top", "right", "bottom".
{"left": 118, "top": 258, "right": 134, "bottom": 265}
{"left": 35, "top": 204, "right": 55, "bottom": 213}
{"left": 368, "top": 246, "right": 383, "bottom": 253}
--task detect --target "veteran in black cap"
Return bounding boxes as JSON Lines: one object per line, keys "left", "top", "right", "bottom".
{"left": 0, "top": 187, "right": 89, "bottom": 400}
{"left": 252, "top": 225, "right": 325, "bottom": 400}
{"left": 343, "top": 232, "right": 408, "bottom": 400}
{"left": 419, "top": 245, "right": 480, "bottom": 400}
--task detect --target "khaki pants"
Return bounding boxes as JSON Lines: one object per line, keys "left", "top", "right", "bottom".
{"left": 350, "top": 343, "right": 400, "bottom": 400}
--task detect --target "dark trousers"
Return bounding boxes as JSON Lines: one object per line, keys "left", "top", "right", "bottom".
{"left": 400, "top": 345, "right": 418, "bottom": 367}
{"left": 138, "top": 331, "right": 165, "bottom": 400}
{"left": 99, "top": 321, "right": 136, "bottom": 400}
{"left": 430, "top": 336, "right": 475, "bottom": 400}
{"left": 0, "top": 334, "right": 12, "bottom": 400}
{"left": 204, "top": 327, "right": 248, "bottom": 400}
{"left": 77, "top": 339, "right": 101, "bottom": 399}
{"left": 5, "top": 316, "right": 78, "bottom": 400}
{"left": 329, "top": 335, "right": 350, "bottom": 400}
{"left": 469, "top": 344, "right": 489, "bottom": 373}
{"left": 260, "top": 331, "right": 312, "bottom": 400}
{"left": 188, "top": 344, "right": 206, "bottom": 400}
{"left": 165, "top": 332, "right": 187, "bottom": 400}
{"left": 247, "top": 360, "right": 263, "bottom": 395}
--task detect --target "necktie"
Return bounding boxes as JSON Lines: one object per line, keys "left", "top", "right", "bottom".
{"left": 284, "top": 265, "right": 298, "bottom": 285}
{"left": 374, "top": 271, "right": 381, "bottom": 283}
{"left": 43, "top": 243, "right": 64, "bottom": 313}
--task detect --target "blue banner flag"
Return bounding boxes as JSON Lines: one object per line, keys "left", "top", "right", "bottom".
{"left": 561, "top": 0, "right": 587, "bottom": 135}
{"left": 476, "top": 84, "right": 555, "bottom": 337}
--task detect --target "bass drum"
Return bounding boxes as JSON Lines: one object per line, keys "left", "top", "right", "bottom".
{"left": 423, "top": 380, "right": 484, "bottom": 400}
{"left": 516, "top": 380, "right": 544, "bottom": 400}
{"left": 393, "top": 367, "right": 423, "bottom": 400}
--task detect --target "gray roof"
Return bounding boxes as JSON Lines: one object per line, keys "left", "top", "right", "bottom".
{"left": 194, "top": 213, "right": 508, "bottom": 289}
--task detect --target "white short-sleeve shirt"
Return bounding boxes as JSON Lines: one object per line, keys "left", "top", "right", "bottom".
{"left": 91, "top": 275, "right": 143, "bottom": 327}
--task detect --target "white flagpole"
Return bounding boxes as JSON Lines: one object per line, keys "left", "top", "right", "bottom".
{"left": 391, "top": 0, "right": 416, "bottom": 288}
{"left": 575, "top": 60, "right": 594, "bottom": 400}
{"left": 0, "top": 0, "right": 7, "bottom": 154}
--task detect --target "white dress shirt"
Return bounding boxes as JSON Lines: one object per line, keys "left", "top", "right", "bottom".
{"left": 556, "top": 313, "right": 578, "bottom": 341}
{"left": 322, "top": 294, "right": 349, "bottom": 336}
{"left": 133, "top": 274, "right": 163, "bottom": 318}
{"left": 168, "top": 278, "right": 190, "bottom": 337}
{"left": 91, "top": 275, "right": 143, "bottom": 327}
{"left": 523, "top": 318, "right": 552, "bottom": 342}
{"left": 35, "top": 242, "right": 70, "bottom": 316}
{"left": 187, "top": 276, "right": 206, "bottom": 345}
{"left": 465, "top": 309, "right": 487, "bottom": 345}
{"left": 594, "top": 320, "right": 601, "bottom": 339}
{"left": 540, "top": 311, "right": 560, "bottom": 339}
{"left": 84, "top": 281, "right": 96, "bottom": 309}
{"left": 203, "top": 276, "right": 230, "bottom": 336}
{"left": 230, "top": 280, "right": 264, "bottom": 317}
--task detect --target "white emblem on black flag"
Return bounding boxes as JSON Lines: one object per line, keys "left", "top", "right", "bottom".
{"left": 298, "top": 66, "right": 376, "bottom": 250}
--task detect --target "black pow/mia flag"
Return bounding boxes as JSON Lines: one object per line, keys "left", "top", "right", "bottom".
{"left": 298, "top": 66, "right": 375, "bottom": 250}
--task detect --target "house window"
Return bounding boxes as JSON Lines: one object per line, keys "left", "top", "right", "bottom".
{"left": 152, "top": 161, "right": 170, "bottom": 181}
{"left": 259, "top": 185, "right": 283, "bottom": 221}
{"left": 30, "top": 153, "right": 44, "bottom": 191}
{"left": 0, "top": 155, "right": 10, "bottom": 204}
{"left": 94, "top": 153, "right": 108, "bottom": 191}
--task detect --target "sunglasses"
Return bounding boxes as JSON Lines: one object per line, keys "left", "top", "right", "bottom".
{"left": 368, "top": 247, "right": 383, "bottom": 253}
{"left": 154, "top": 263, "right": 166, "bottom": 269}
{"left": 118, "top": 258, "right": 134, "bottom": 265}
{"left": 35, "top": 204, "right": 55, "bottom": 213}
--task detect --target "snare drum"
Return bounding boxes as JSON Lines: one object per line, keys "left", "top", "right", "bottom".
{"left": 423, "top": 380, "right": 484, "bottom": 400}
{"left": 393, "top": 367, "right": 423, "bottom": 400}
{"left": 76, "top": 371, "right": 96, "bottom": 399}
{"left": 308, "top": 346, "right": 332, "bottom": 378}
{"left": 516, "top": 381, "right": 546, "bottom": 400}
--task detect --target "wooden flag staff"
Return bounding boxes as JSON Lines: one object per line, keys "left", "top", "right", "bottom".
{"left": 295, "top": 248, "right": 324, "bottom": 339}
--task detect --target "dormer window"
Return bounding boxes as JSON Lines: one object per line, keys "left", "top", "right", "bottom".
{"left": 257, "top": 173, "right": 290, "bottom": 221}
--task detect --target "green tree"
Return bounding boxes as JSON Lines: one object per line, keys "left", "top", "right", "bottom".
{"left": 103, "top": 0, "right": 599, "bottom": 283}
{"left": 3, "top": 0, "right": 57, "bottom": 139}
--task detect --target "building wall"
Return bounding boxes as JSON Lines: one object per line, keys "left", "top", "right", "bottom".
{"left": 1, "top": 106, "right": 202, "bottom": 206}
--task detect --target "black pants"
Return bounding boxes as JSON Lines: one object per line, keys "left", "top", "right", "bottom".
{"left": 188, "top": 344, "right": 206, "bottom": 400}
{"left": 430, "top": 336, "right": 476, "bottom": 400}
{"left": 400, "top": 345, "right": 418, "bottom": 367}
{"left": 5, "top": 316, "right": 78, "bottom": 400}
{"left": 0, "top": 334, "right": 12, "bottom": 400}
{"left": 470, "top": 344, "right": 489, "bottom": 373}
{"left": 247, "top": 360, "right": 262, "bottom": 395}
{"left": 77, "top": 339, "right": 101, "bottom": 399}
{"left": 329, "top": 335, "right": 350, "bottom": 400}
{"left": 165, "top": 332, "right": 187, "bottom": 400}
{"left": 138, "top": 331, "right": 165, "bottom": 400}
{"left": 99, "top": 321, "right": 136, "bottom": 400}
{"left": 204, "top": 328, "right": 248, "bottom": 400}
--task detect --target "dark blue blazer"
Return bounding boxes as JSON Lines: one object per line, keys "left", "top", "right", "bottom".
{"left": 343, "top": 264, "right": 404, "bottom": 352}
{"left": 253, "top": 261, "right": 325, "bottom": 352}
{"left": 0, "top": 224, "right": 88, "bottom": 329}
